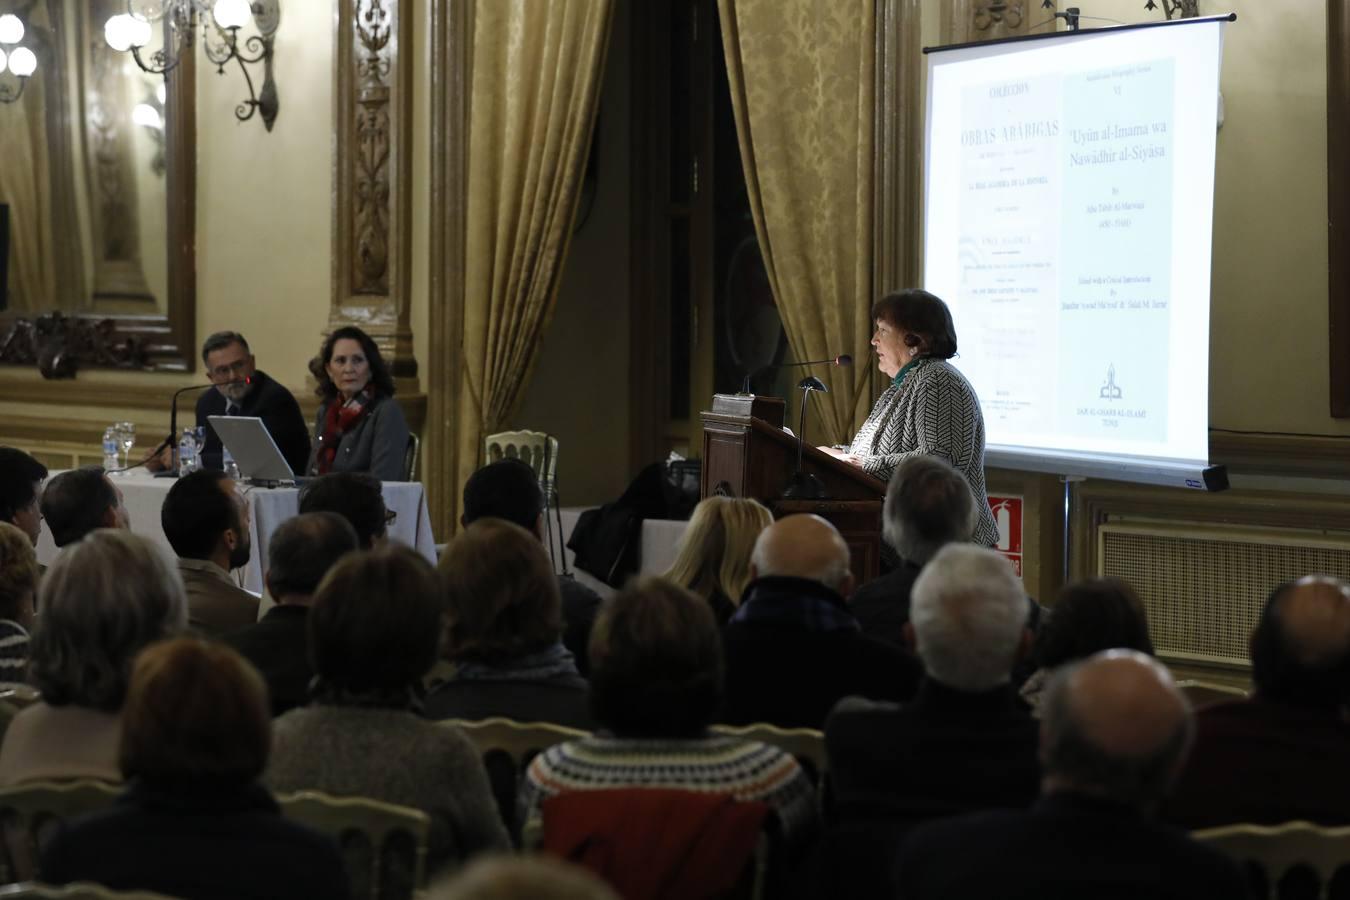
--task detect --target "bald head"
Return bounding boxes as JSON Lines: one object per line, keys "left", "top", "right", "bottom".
{"left": 1041, "top": 650, "right": 1193, "bottom": 811}
{"left": 750, "top": 515, "right": 854, "bottom": 596}
{"left": 1251, "top": 576, "right": 1350, "bottom": 710}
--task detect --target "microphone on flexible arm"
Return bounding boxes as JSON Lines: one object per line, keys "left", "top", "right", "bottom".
{"left": 152, "top": 377, "right": 251, "bottom": 477}
{"left": 740, "top": 354, "right": 852, "bottom": 395}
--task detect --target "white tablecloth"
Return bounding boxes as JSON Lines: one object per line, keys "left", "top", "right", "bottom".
{"left": 35, "top": 471, "right": 438, "bottom": 594}
{"left": 555, "top": 507, "right": 689, "bottom": 598}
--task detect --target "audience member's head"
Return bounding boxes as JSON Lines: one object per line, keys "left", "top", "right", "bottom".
{"left": 298, "top": 472, "right": 389, "bottom": 549}
{"left": 309, "top": 545, "right": 442, "bottom": 697}
{"left": 39, "top": 467, "right": 128, "bottom": 548}
{"left": 664, "top": 496, "right": 773, "bottom": 607}
{"left": 909, "top": 544, "right": 1029, "bottom": 692}
{"left": 161, "top": 470, "right": 251, "bottom": 569}
{"left": 120, "top": 637, "right": 270, "bottom": 786}
{"left": 461, "top": 460, "right": 543, "bottom": 533}
{"left": 265, "top": 512, "right": 360, "bottom": 605}
{"left": 749, "top": 513, "right": 854, "bottom": 598}
{"left": 30, "top": 530, "right": 187, "bottom": 711}
{"left": 0, "top": 522, "right": 38, "bottom": 631}
{"left": 439, "top": 518, "right": 562, "bottom": 665}
{"left": 0, "top": 447, "right": 48, "bottom": 546}
{"left": 1250, "top": 575, "right": 1350, "bottom": 711}
{"left": 882, "top": 455, "right": 977, "bottom": 565}
{"left": 1033, "top": 577, "right": 1154, "bottom": 671}
{"left": 1040, "top": 649, "right": 1193, "bottom": 813}
{"left": 588, "top": 577, "right": 722, "bottom": 738}
{"left": 431, "top": 856, "right": 620, "bottom": 900}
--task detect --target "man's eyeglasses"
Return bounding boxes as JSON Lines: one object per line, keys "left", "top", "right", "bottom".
{"left": 209, "top": 358, "right": 252, "bottom": 380}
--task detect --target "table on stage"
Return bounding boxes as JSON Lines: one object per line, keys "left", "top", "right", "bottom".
{"left": 34, "top": 471, "right": 438, "bottom": 594}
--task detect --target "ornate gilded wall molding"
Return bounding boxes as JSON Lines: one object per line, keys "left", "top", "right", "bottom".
{"left": 331, "top": 0, "right": 417, "bottom": 380}
{"left": 0, "top": 312, "right": 148, "bottom": 379}
{"left": 942, "top": 0, "right": 1049, "bottom": 46}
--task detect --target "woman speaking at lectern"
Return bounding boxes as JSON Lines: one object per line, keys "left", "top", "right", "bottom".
{"left": 823, "top": 289, "right": 1000, "bottom": 547}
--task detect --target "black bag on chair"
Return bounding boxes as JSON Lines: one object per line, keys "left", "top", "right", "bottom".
{"left": 566, "top": 462, "right": 683, "bottom": 588}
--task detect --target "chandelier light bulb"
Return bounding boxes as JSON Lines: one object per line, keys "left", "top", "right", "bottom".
{"left": 126, "top": 15, "right": 153, "bottom": 49}
{"left": 105, "top": 15, "right": 134, "bottom": 52}
{"left": 156, "top": 81, "right": 166, "bottom": 104}
{"left": 0, "top": 15, "right": 24, "bottom": 45}
{"left": 7, "top": 46, "right": 36, "bottom": 77}
{"left": 212, "top": 0, "right": 252, "bottom": 30}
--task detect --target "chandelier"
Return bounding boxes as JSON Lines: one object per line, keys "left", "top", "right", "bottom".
{"left": 0, "top": 14, "right": 37, "bottom": 105}
{"left": 104, "top": 0, "right": 281, "bottom": 131}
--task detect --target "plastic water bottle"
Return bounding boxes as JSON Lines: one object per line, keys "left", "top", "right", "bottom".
{"left": 102, "top": 428, "right": 120, "bottom": 472}
{"left": 178, "top": 428, "right": 198, "bottom": 476}
{"left": 222, "top": 445, "right": 241, "bottom": 481}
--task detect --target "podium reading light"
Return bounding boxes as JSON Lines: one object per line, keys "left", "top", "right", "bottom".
{"left": 781, "top": 375, "right": 831, "bottom": 501}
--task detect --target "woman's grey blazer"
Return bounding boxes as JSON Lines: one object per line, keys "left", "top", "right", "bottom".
{"left": 307, "top": 392, "right": 411, "bottom": 482}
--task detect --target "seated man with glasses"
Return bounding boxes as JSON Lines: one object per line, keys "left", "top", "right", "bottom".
{"left": 195, "top": 331, "right": 311, "bottom": 475}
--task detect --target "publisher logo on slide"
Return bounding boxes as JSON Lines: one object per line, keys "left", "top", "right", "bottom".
{"left": 1100, "top": 364, "right": 1123, "bottom": 400}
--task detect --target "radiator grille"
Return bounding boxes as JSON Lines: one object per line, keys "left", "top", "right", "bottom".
{"left": 1097, "top": 524, "right": 1350, "bottom": 669}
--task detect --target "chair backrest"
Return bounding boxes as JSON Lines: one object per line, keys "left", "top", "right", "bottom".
{"left": 483, "top": 431, "right": 559, "bottom": 487}
{"left": 403, "top": 433, "right": 420, "bottom": 483}
{"left": 711, "top": 723, "right": 827, "bottom": 787}
{"left": 0, "top": 779, "right": 121, "bottom": 883}
{"left": 0, "top": 884, "right": 182, "bottom": 900}
{"left": 1176, "top": 679, "right": 1250, "bottom": 709}
{"left": 441, "top": 718, "right": 589, "bottom": 839}
{"left": 276, "top": 790, "right": 431, "bottom": 900}
{"left": 540, "top": 789, "right": 773, "bottom": 900}
{"left": 1192, "top": 820, "right": 1350, "bottom": 899}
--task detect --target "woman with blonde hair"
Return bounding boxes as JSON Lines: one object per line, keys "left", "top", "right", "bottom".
{"left": 663, "top": 497, "right": 773, "bottom": 625}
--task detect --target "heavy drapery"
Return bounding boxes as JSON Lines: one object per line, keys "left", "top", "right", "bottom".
{"left": 718, "top": 0, "right": 877, "bottom": 443}
{"left": 451, "top": 0, "right": 614, "bottom": 520}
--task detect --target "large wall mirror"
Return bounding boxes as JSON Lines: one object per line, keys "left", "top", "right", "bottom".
{"left": 0, "top": 0, "right": 194, "bottom": 375}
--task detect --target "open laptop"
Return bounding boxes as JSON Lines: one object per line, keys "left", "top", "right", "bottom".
{"left": 208, "top": 415, "right": 300, "bottom": 485}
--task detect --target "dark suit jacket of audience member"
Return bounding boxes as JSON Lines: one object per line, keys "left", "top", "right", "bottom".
{"left": 847, "top": 560, "right": 923, "bottom": 647}
{"left": 1163, "top": 697, "right": 1350, "bottom": 828}
{"left": 558, "top": 575, "right": 601, "bottom": 676}
{"left": 827, "top": 677, "right": 1040, "bottom": 825}
{"left": 196, "top": 369, "right": 312, "bottom": 475}
{"left": 816, "top": 678, "right": 1041, "bottom": 898}
{"left": 423, "top": 671, "right": 594, "bottom": 731}
{"left": 41, "top": 778, "right": 352, "bottom": 900}
{"left": 719, "top": 576, "right": 921, "bottom": 730}
{"left": 896, "top": 791, "right": 1250, "bottom": 900}
{"left": 223, "top": 606, "right": 313, "bottom": 717}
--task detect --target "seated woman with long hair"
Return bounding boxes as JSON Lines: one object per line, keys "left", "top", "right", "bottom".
{"left": 41, "top": 638, "right": 352, "bottom": 900}
{"left": 306, "top": 325, "right": 411, "bottom": 482}
{"left": 424, "top": 518, "right": 592, "bottom": 729}
{"left": 662, "top": 497, "right": 773, "bottom": 625}
{"left": 0, "top": 530, "right": 186, "bottom": 785}
{"left": 268, "top": 545, "right": 509, "bottom": 873}
{"left": 519, "top": 577, "right": 817, "bottom": 844}
{"left": 1019, "top": 576, "right": 1154, "bottom": 715}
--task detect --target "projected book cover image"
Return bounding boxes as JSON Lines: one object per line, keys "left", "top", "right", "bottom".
{"left": 957, "top": 74, "right": 1061, "bottom": 436}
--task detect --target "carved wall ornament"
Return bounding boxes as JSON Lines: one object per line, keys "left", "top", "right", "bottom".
{"left": 352, "top": 0, "right": 392, "bottom": 295}
{"left": 975, "top": 1, "right": 1025, "bottom": 31}
{"left": 0, "top": 312, "right": 148, "bottom": 379}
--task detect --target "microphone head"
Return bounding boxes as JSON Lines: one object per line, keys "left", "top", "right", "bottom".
{"left": 835, "top": 354, "right": 853, "bottom": 367}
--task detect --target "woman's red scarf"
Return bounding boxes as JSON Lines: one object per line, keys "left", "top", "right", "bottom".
{"left": 315, "top": 388, "right": 374, "bottom": 474}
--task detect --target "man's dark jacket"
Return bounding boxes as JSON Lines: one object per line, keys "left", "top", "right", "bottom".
{"left": 196, "top": 369, "right": 311, "bottom": 474}
{"left": 896, "top": 791, "right": 1251, "bottom": 900}
{"left": 223, "top": 605, "right": 312, "bottom": 717}
{"left": 719, "top": 575, "right": 920, "bottom": 729}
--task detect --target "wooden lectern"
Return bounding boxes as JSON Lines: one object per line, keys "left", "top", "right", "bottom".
{"left": 699, "top": 394, "right": 887, "bottom": 581}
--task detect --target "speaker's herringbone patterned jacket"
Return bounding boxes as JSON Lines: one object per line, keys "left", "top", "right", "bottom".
{"left": 848, "top": 357, "right": 1000, "bottom": 546}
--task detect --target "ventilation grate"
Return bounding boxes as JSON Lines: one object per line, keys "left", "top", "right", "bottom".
{"left": 1098, "top": 523, "right": 1350, "bottom": 669}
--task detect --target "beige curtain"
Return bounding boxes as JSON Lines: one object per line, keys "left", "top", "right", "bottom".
{"left": 718, "top": 0, "right": 876, "bottom": 444}
{"left": 453, "top": 0, "right": 614, "bottom": 514}
{"left": 0, "top": 4, "right": 56, "bottom": 312}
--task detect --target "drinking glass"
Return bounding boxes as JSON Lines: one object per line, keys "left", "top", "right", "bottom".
{"left": 116, "top": 421, "right": 135, "bottom": 469}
